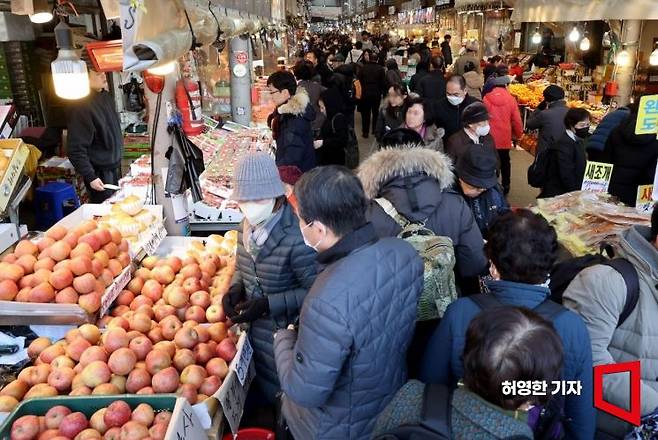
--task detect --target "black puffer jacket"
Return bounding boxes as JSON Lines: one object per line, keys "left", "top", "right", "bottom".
{"left": 358, "top": 146, "right": 488, "bottom": 279}
{"left": 539, "top": 132, "right": 586, "bottom": 198}
{"left": 601, "top": 114, "right": 658, "bottom": 206}
{"left": 231, "top": 202, "right": 318, "bottom": 402}
{"left": 417, "top": 71, "right": 447, "bottom": 103}
{"left": 374, "top": 101, "right": 405, "bottom": 142}
{"left": 430, "top": 95, "right": 480, "bottom": 141}
{"left": 358, "top": 61, "right": 386, "bottom": 100}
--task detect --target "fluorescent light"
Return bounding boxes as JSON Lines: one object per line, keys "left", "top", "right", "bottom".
{"left": 147, "top": 61, "right": 177, "bottom": 76}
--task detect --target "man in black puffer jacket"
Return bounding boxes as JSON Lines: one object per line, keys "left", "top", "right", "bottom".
{"left": 223, "top": 152, "right": 317, "bottom": 403}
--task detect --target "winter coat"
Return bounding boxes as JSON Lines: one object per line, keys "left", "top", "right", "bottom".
{"left": 330, "top": 64, "right": 356, "bottom": 111}
{"left": 385, "top": 68, "right": 403, "bottom": 89}
{"left": 358, "top": 146, "right": 488, "bottom": 279}
{"left": 459, "top": 184, "right": 510, "bottom": 236}
{"left": 374, "top": 103, "right": 405, "bottom": 142}
{"left": 358, "top": 61, "right": 386, "bottom": 100}
{"left": 67, "top": 90, "right": 123, "bottom": 184}
{"left": 600, "top": 115, "right": 658, "bottom": 206}
{"left": 231, "top": 202, "right": 318, "bottom": 402}
{"left": 348, "top": 49, "right": 363, "bottom": 64}
{"left": 420, "top": 280, "right": 596, "bottom": 440}
{"left": 463, "top": 71, "right": 484, "bottom": 99}
{"left": 408, "top": 68, "right": 429, "bottom": 94}
{"left": 371, "top": 381, "right": 534, "bottom": 440}
{"left": 430, "top": 94, "right": 480, "bottom": 140}
{"left": 416, "top": 71, "right": 447, "bottom": 102}
{"left": 445, "top": 129, "right": 497, "bottom": 168}
{"left": 586, "top": 107, "right": 630, "bottom": 153}
{"left": 317, "top": 112, "right": 347, "bottom": 166}
{"left": 483, "top": 87, "right": 523, "bottom": 150}
{"left": 269, "top": 89, "right": 318, "bottom": 172}
{"left": 297, "top": 79, "right": 326, "bottom": 133}
{"left": 274, "top": 223, "right": 424, "bottom": 440}
{"left": 526, "top": 100, "right": 569, "bottom": 153}
{"left": 418, "top": 124, "right": 445, "bottom": 152}
{"left": 441, "top": 41, "right": 453, "bottom": 65}
{"left": 563, "top": 225, "right": 658, "bottom": 438}
{"left": 453, "top": 53, "right": 481, "bottom": 76}
{"left": 539, "top": 132, "right": 586, "bottom": 198}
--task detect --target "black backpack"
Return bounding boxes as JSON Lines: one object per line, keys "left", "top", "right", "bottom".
{"left": 374, "top": 383, "right": 532, "bottom": 440}
{"left": 527, "top": 145, "right": 553, "bottom": 188}
{"left": 549, "top": 255, "right": 640, "bottom": 328}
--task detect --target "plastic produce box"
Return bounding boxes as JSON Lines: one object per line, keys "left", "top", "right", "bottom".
{"left": 0, "top": 395, "right": 207, "bottom": 440}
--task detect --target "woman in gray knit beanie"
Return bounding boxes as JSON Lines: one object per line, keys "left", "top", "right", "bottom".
{"left": 223, "top": 151, "right": 318, "bottom": 404}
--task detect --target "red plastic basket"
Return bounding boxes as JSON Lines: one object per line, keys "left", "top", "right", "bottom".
{"left": 223, "top": 428, "right": 276, "bottom": 440}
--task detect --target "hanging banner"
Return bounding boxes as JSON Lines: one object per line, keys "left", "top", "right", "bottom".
{"left": 581, "top": 161, "right": 614, "bottom": 193}
{"left": 635, "top": 94, "right": 658, "bottom": 136}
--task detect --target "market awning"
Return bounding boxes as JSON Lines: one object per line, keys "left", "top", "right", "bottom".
{"left": 511, "top": 0, "right": 658, "bottom": 22}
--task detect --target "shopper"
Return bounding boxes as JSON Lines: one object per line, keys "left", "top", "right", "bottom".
{"left": 539, "top": 108, "right": 589, "bottom": 198}
{"left": 266, "top": 71, "right": 317, "bottom": 172}
{"left": 292, "top": 60, "right": 326, "bottom": 137}
{"left": 420, "top": 210, "right": 595, "bottom": 440}
{"left": 314, "top": 88, "right": 347, "bottom": 166}
{"left": 463, "top": 61, "right": 484, "bottom": 99}
{"left": 327, "top": 53, "right": 356, "bottom": 128}
{"left": 408, "top": 59, "right": 430, "bottom": 94}
{"left": 416, "top": 56, "right": 447, "bottom": 103}
{"left": 373, "top": 307, "right": 562, "bottom": 440}
{"left": 453, "top": 41, "right": 481, "bottom": 75}
{"left": 445, "top": 101, "right": 497, "bottom": 167}
{"left": 385, "top": 58, "right": 402, "bottom": 89}
{"left": 600, "top": 109, "right": 658, "bottom": 206}
{"left": 432, "top": 75, "right": 479, "bottom": 141}
{"left": 402, "top": 95, "right": 444, "bottom": 151}
{"left": 67, "top": 68, "right": 122, "bottom": 203}
{"left": 441, "top": 34, "right": 453, "bottom": 66}
{"left": 357, "top": 49, "right": 386, "bottom": 139}
{"left": 305, "top": 49, "right": 332, "bottom": 87}
{"left": 374, "top": 84, "right": 407, "bottom": 143}
{"left": 586, "top": 105, "right": 630, "bottom": 161}
{"left": 348, "top": 41, "right": 364, "bottom": 64}
{"left": 563, "top": 204, "right": 658, "bottom": 438}
{"left": 223, "top": 152, "right": 317, "bottom": 404}
{"left": 455, "top": 145, "right": 509, "bottom": 236}
{"left": 481, "top": 64, "right": 507, "bottom": 98}
{"left": 483, "top": 71, "right": 523, "bottom": 194}
{"left": 274, "top": 166, "right": 424, "bottom": 440}
{"left": 508, "top": 56, "right": 525, "bottom": 81}
{"left": 526, "top": 84, "right": 569, "bottom": 154}
{"left": 483, "top": 55, "right": 503, "bottom": 82}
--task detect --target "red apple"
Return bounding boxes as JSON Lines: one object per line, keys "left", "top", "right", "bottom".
{"left": 59, "top": 412, "right": 88, "bottom": 439}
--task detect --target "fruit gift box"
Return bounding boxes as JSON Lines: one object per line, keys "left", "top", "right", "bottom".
{"left": 0, "top": 394, "right": 207, "bottom": 440}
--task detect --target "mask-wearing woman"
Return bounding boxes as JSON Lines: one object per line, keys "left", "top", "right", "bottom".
{"left": 402, "top": 95, "right": 445, "bottom": 151}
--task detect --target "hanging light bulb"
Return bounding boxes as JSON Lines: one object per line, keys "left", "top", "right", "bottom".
{"left": 616, "top": 48, "right": 631, "bottom": 66}
{"left": 531, "top": 27, "right": 541, "bottom": 45}
{"left": 51, "top": 21, "right": 89, "bottom": 100}
{"left": 650, "top": 44, "right": 658, "bottom": 66}
{"left": 147, "top": 61, "right": 177, "bottom": 76}
{"left": 568, "top": 25, "right": 580, "bottom": 42}
{"left": 30, "top": 0, "right": 53, "bottom": 24}
{"left": 580, "top": 36, "right": 590, "bottom": 51}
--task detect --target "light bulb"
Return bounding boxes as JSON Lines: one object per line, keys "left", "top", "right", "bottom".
{"left": 51, "top": 21, "right": 89, "bottom": 100}
{"left": 30, "top": 12, "right": 53, "bottom": 23}
{"left": 532, "top": 29, "right": 541, "bottom": 45}
{"left": 579, "top": 37, "right": 590, "bottom": 51}
{"left": 569, "top": 26, "right": 580, "bottom": 42}
{"left": 650, "top": 47, "right": 658, "bottom": 66}
{"left": 30, "top": 0, "right": 52, "bottom": 23}
{"left": 616, "top": 49, "right": 631, "bottom": 66}
{"left": 147, "top": 61, "right": 177, "bottom": 76}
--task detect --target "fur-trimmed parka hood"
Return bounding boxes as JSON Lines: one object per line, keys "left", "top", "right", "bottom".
{"left": 278, "top": 88, "right": 313, "bottom": 119}
{"left": 358, "top": 145, "right": 454, "bottom": 199}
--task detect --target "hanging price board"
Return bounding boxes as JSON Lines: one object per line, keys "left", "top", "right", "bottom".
{"left": 581, "top": 161, "right": 614, "bottom": 193}
{"left": 635, "top": 95, "right": 658, "bottom": 136}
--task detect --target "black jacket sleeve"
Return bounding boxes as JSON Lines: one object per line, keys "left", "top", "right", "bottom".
{"left": 555, "top": 139, "right": 581, "bottom": 192}
{"left": 322, "top": 114, "right": 349, "bottom": 152}
{"left": 67, "top": 107, "right": 98, "bottom": 184}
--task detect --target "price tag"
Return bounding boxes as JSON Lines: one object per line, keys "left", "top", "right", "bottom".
{"left": 218, "top": 364, "right": 255, "bottom": 434}
{"left": 636, "top": 185, "right": 654, "bottom": 213}
{"left": 232, "top": 336, "right": 253, "bottom": 387}
{"left": 142, "top": 223, "right": 167, "bottom": 256}
{"left": 99, "top": 264, "right": 132, "bottom": 318}
{"left": 635, "top": 94, "right": 658, "bottom": 136}
{"left": 168, "top": 399, "right": 208, "bottom": 439}
{"left": 581, "top": 161, "right": 614, "bottom": 193}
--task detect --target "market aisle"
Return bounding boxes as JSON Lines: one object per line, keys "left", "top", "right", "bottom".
{"left": 507, "top": 149, "right": 539, "bottom": 208}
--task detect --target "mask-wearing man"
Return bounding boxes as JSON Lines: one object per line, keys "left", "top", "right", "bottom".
{"left": 445, "top": 101, "right": 498, "bottom": 168}
{"left": 430, "top": 74, "right": 478, "bottom": 141}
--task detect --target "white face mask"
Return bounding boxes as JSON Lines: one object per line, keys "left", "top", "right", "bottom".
{"left": 301, "top": 221, "right": 324, "bottom": 252}
{"left": 475, "top": 124, "right": 491, "bottom": 137}
{"left": 447, "top": 95, "right": 465, "bottom": 106}
{"left": 240, "top": 199, "right": 275, "bottom": 226}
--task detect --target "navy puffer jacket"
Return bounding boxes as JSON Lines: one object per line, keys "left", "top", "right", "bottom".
{"left": 232, "top": 202, "right": 318, "bottom": 402}
{"left": 274, "top": 223, "right": 424, "bottom": 440}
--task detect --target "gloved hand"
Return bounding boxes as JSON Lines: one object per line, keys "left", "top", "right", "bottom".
{"left": 222, "top": 285, "right": 244, "bottom": 320}
{"left": 232, "top": 297, "right": 269, "bottom": 323}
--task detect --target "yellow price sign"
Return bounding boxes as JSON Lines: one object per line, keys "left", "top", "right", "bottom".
{"left": 635, "top": 95, "right": 658, "bottom": 135}
{"left": 636, "top": 185, "right": 654, "bottom": 213}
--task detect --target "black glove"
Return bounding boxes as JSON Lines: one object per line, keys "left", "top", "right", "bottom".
{"left": 222, "top": 285, "right": 244, "bottom": 320}
{"left": 232, "top": 297, "right": 269, "bottom": 323}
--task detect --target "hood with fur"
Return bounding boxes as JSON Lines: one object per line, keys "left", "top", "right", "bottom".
{"left": 278, "top": 88, "right": 312, "bottom": 118}
{"left": 358, "top": 146, "right": 454, "bottom": 199}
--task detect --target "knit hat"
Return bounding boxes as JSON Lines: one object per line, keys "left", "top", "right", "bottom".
{"left": 543, "top": 84, "right": 565, "bottom": 102}
{"left": 456, "top": 145, "right": 499, "bottom": 189}
{"left": 461, "top": 102, "right": 489, "bottom": 126}
{"left": 334, "top": 53, "right": 345, "bottom": 62}
{"left": 232, "top": 152, "right": 285, "bottom": 201}
{"left": 278, "top": 165, "right": 303, "bottom": 186}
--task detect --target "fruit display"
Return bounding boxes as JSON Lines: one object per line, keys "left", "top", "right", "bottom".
{"left": 6, "top": 399, "right": 177, "bottom": 440}
{"left": 0, "top": 222, "right": 131, "bottom": 314}
{"left": 508, "top": 83, "right": 545, "bottom": 108}
{"left": 566, "top": 100, "right": 607, "bottom": 124}
{"left": 97, "top": 196, "right": 160, "bottom": 245}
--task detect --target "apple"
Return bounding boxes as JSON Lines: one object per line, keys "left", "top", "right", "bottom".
{"left": 206, "top": 357, "right": 229, "bottom": 379}
{"left": 167, "top": 287, "right": 189, "bottom": 308}
{"left": 91, "top": 383, "right": 120, "bottom": 395}
{"left": 153, "top": 304, "right": 176, "bottom": 322}
{"left": 199, "top": 376, "right": 221, "bottom": 396}
{"left": 160, "top": 316, "right": 182, "bottom": 340}
{"left": 147, "top": 327, "right": 165, "bottom": 344}
{"left": 216, "top": 339, "right": 237, "bottom": 362}
{"left": 79, "top": 346, "right": 108, "bottom": 367}
{"left": 24, "top": 383, "right": 58, "bottom": 399}
{"left": 194, "top": 343, "right": 214, "bottom": 365}
{"left": 145, "top": 350, "right": 172, "bottom": 375}
{"left": 119, "top": 421, "right": 149, "bottom": 440}
{"left": 206, "top": 304, "right": 226, "bottom": 323}
{"left": 207, "top": 323, "right": 228, "bottom": 342}
{"left": 129, "top": 312, "right": 152, "bottom": 333}
{"left": 18, "top": 364, "right": 51, "bottom": 386}
{"left": 154, "top": 411, "right": 172, "bottom": 426}
{"left": 131, "top": 403, "right": 155, "bottom": 426}
{"left": 51, "top": 355, "right": 75, "bottom": 369}
{"left": 110, "top": 374, "right": 126, "bottom": 393}
{"left": 152, "top": 367, "right": 179, "bottom": 393}
{"left": 178, "top": 383, "right": 197, "bottom": 404}
{"left": 59, "top": 412, "right": 89, "bottom": 439}
{"left": 89, "top": 408, "right": 107, "bottom": 435}
{"left": 126, "top": 369, "right": 152, "bottom": 394}
{"left": 141, "top": 279, "right": 163, "bottom": 302}
{"left": 173, "top": 349, "right": 195, "bottom": 371}
{"left": 174, "top": 326, "right": 198, "bottom": 350}
{"left": 27, "top": 337, "right": 52, "bottom": 359}
{"left": 180, "top": 364, "right": 207, "bottom": 388}
{"left": 149, "top": 423, "right": 168, "bottom": 440}
{"left": 78, "top": 324, "right": 101, "bottom": 345}
{"left": 69, "top": 386, "right": 92, "bottom": 396}
{"left": 74, "top": 428, "right": 102, "bottom": 439}
{"left": 10, "top": 415, "right": 40, "bottom": 440}
{"left": 102, "top": 327, "right": 129, "bottom": 353}
{"left": 136, "top": 386, "right": 154, "bottom": 395}
{"left": 129, "top": 336, "right": 152, "bottom": 361}
{"left": 153, "top": 341, "right": 176, "bottom": 358}
{"left": 45, "top": 406, "right": 72, "bottom": 429}
{"left": 47, "top": 367, "right": 75, "bottom": 392}
{"left": 0, "top": 395, "right": 18, "bottom": 412}
{"left": 80, "top": 361, "right": 111, "bottom": 388}
{"left": 66, "top": 337, "right": 92, "bottom": 362}
{"left": 1, "top": 379, "right": 29, "bottom": 400}
{"left": 107, "top": 316, "right": 130, "bottom": 331}
{"left": 108, "top": 348, "right": 137, "bottom": 376}
{"left": 104, "top": 400, "right": 131, "bottom": 428}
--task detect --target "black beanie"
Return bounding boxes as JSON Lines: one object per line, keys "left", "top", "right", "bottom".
{"left": 543, "top": 85, "right": 565, "bottom": 102}
{"left": 461, "top": 102, "right": 489, "bottom": 126}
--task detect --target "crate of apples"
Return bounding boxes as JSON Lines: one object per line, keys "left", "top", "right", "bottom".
{"left": 1, "top": 395, "right": 205, "bottom": 440}
{"left": 0, "top": 221, "right": 132, "bottom": 320}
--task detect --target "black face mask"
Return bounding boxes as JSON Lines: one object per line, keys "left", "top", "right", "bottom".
{"left": 575, "top": 127, "right": 591, "bottom": 139}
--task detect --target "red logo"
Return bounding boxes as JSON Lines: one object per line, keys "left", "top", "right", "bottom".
{"left": 593, "top": 360, "right": 641, "bottom": 426}
{"left": 236, "top": 51, "right": 248, "bottom": 64}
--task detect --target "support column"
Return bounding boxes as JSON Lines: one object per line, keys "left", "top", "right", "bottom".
{"left": 616, "top": 19, "right": 642, "bottom": 106}
{"left": 230, "top": 35, "right": 253, "bottom": 126}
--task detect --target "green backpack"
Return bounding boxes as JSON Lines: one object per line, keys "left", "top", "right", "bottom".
{"left": 375, "top": 198, "right": 458, "bottom": 321}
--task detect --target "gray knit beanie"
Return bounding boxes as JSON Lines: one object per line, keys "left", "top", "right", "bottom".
{"left": 232, "top": 152, "right": 285, "bottom": 201}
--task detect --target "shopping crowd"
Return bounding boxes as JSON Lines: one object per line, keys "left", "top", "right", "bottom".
{"left": 230, "top": 31, "right": 658, "bottom": 440}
